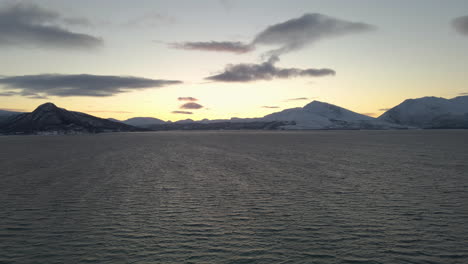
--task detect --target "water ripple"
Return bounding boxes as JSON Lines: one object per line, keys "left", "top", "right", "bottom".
{"left": 0, "top": 130, "right": 467, "bottom": 263}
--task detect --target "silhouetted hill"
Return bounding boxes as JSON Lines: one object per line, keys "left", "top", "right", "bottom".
{"left": 0, "top": 103, "right": 142, "bottom": 134}
{"left": 122, "top": 117, "right": 166, "bottom": 128}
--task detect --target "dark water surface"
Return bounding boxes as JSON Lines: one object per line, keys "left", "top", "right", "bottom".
{"left": 1, "top": 130, "right": 467, "bottom": 263}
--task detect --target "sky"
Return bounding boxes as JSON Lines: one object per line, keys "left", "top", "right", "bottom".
{"left": 0, "top": 0, "right": 467, "bottom": 121}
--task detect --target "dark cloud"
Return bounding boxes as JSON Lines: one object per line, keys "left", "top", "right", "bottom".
{"left": 452, "top": 16, "right": 468, "bottom": 36}
{"left": 170, "top": 41, "right": 254, "bottom": 54}
{"left": 180, "top": 102, "right": 204, "bottom": 109}
{"left": 63, "top": 17, "right": 92, "bottom": 27}
{"left": 0, "top": 74, "right": 182, "bottom": 97}
{"left": 459, "top": 92, "right": 468, "bottom": 96}
{"left": 171, "top": 13, "right": 374, "bottom": 55}
{"left": 253, "top": 13, "right": 376, "bottom": 56}
{"left": 261, "top": 106, "right": 280, "bottom": 109}
{"left": 378, "top": 108, "right": 390, "bottom": 111}
{"left": 285, "top": 97, "right": 310, "bottom": 101}
{"left": 172, "top": 111, "right": 193, "bottom": 114}
{"left": 360, "top": 112, "right": 377, "bottom": 117}
{"left": 206, "top": 56, "right": 335, "bottom": 82}
{"left": 0, "top": 2, "right": 102, "bottom": 49}
{"left": 178, "top": 97, "right": 198, "bottom": 101}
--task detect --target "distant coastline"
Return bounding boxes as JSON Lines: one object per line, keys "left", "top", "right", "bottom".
{"left": 1, "top": 95, "right": 468, "bottom": 135}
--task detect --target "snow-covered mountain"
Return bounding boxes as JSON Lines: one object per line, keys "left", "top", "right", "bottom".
{"left": 0, "top": 103, "right": 141, "bottom": 134}
{"left": 261, "top": 101, "right": 401, "bottom": 129}
{"left": 378, "top": 96, "right": 468, "bottom": 128}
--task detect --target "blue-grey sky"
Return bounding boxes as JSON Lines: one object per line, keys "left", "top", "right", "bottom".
{"left": 1, "top": 0, "right": 467, "bottom": 120}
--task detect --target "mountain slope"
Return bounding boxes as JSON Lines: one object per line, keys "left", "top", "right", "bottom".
{"left": 378, "top": 96, "right": 468, "bottom": 128}
{"left": 0, "top": 110, "right": 22, "bottom": 124}
{"left": 0, "top": 110, "right": 21, "bottom": 116}
{"left": 262, "top": 101, "right": 400, "bottom": 129}
{"left": 0, "top": 103, "right": 141, "bottom": 134}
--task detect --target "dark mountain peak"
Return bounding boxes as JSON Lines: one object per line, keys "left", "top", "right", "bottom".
{"left": 121, "top": 117, "right": 165, "bottom": 128}
{"left": 33, "top": 102, "right": 59, "bottom": 113}
{"left": 30, "top": 102, "right": 70, "bottom": 124}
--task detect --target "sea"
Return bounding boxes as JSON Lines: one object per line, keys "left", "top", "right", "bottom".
{"left": 1, "top": 130, "right": 467, "bottom": 263}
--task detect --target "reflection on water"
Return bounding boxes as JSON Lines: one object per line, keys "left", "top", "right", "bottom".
{"left": 1, "top": 130, "right": 468, "bottom": 263}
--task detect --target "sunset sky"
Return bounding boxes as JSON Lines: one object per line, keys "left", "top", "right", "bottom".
{"left": 0, "top": 0, "right": 467, "bottom": 121}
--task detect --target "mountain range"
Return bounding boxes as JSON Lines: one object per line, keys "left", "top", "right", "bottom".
{"left": 1, "top": 96, "right": 467, "bottom": 134}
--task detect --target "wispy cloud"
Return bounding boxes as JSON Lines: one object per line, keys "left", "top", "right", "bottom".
{"left": 0, "top": 74, "right": 182, "bottom": 98}
{"left": 360, "top": 112, "right": 377, "bottom": 117}
{"left": 458, "top": 92, "right": 468, "bottom": 96}
{"left": 178, "top": 97, "right": 198, "bottom": 101}
{"left": 378, "top": 108, "right": 391, "bottom": 111}
{"left": 180, "top": 102, "right": 203, "bottom": 109}
{"left": 0, "top": 2, "right": 102, "bottom": 49}
{"left": 172, "top": 110, "right": 192, "bottom": 114}
{"left": 26, "top": 94, "right": 48, "bottom": 99}
{"left": 170, "top": 41, "right": 254, "bottom": 54}
{"left": 206, "top": 56, "right": 334, "bottom": 82}
{"left": 284, "top": 97, "right": 312, "bottom": 101}
{"left": 261, "top": 106, "right": 280, "bottom": 109}
{"left": 452, "top": 16, "right": 468, "bottom": 36}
